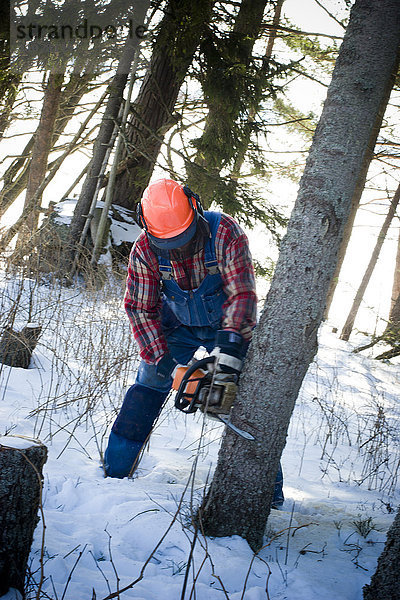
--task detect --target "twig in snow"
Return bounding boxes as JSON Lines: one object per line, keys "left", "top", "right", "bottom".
{"left": 60, "top": 544, "right": 88, "bottom": 600}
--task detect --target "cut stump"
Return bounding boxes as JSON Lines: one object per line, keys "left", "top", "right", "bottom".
{"left": 0, "top": 324, "right": 42, "bottom": 369}
{"left": 0, "top": 436, "right": 47, "bottom": 596}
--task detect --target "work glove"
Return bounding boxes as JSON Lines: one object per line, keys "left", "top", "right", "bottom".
{"left": 155, "top": 352, "right": 179, "bottom": 380}
{"left": 210, "top": 330, "right": 245, "bottom": 383}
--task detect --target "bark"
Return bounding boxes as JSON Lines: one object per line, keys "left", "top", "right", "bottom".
{"left": 363, "top": 506, "right": 400, "bottom": 600}
{"left": 14, "top": 71, "right": 64, "bottom": 252}
{"left": 389, "top": 224, "right": 400, "bottom": 319}
{"left": 388, "top": 285, "right": 400, "bottom": 326}
{"left": 67, "top": 0, "right": 149, "bottom": 261}
{"left": 0, "top": 324, "right": 42, "bottom": 369}
{"left": 0, "top": 437, "right": 47, "bottom": 596}
{"left": 110, "top": 0, "right": 215, "bottom": 210}
{"left": 340, "top": 184, "right": 400, "bottom": 341}
{"left": 200, "top": 0, "right": 400, "bottom": 551}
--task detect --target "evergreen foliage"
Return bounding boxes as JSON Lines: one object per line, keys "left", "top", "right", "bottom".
{"left": 181, "top": 2, "right": 342, "bottom": 237}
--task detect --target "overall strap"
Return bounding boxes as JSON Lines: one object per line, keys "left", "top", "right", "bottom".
{"left": 158, "top": 255, "right": 173, "bottom": 280}
{"left": 203, "top": 211, "right": 221, "bottom": 275}
{"left": 157, "top": 211, "right": 222, "bottom": 280}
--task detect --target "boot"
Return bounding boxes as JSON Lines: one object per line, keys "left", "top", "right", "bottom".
{"left": 104, "top": 431, "right": 143, "bottom": 478}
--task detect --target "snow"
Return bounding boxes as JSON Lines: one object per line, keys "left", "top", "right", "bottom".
{"left": 0, "top": 435, "right": 42, "bottom": 450}
{"left": 0, "top": 272, "right": 398, "bottom": 600}
{"left": 52, "top": 198, "right": 142, "bottom": 247}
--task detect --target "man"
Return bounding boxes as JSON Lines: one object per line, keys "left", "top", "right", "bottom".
{"left": 104, "top": 178, "right": 284, "bottom": 506}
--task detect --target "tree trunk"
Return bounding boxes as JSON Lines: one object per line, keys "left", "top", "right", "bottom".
{"left": 200, "top": 0, "right": 400, "bottom": 551}
{"left": 2, "top": 88, "right": 109, "bottom": 261}
{"left": 353, "top": 287, "right": 400, "bottom": 357}
{"left": 340, "top": 184, "right": 400, "bottom": 341}
{"left": 389, "top": 224, "right": 400, "bottom": 319}
{"left": 388, "top": 285, "right": 400, "bottom": 327}
{"left": 91, "top": 52, "right": 140, "bottom": 265}
{"left": 67, "top": 0, "right": 150, "bottom": 262}
{"left": 0, "top": 74, "right": 21, "bottom": 142}
{"left": 61, "top": 162, "right": 90, "bottom": 201}
{"left": 374, "top": 290, "right": 400, "bottom": 359}
{"left": 363, "top": 506, "right": 400, "bottom": 600}
{"left": 324, "top": 170, "right": 376, "bottom": 319}
{"left": 0, "top": 437, "right": 47, "bottom": 597}
{"left": 14, "top": 72, "right": 64, "bottom": 253}
{"left": 110, "top": 0, "right": 215, "bottom": 210}
{"left": 0, "top": 324, "right": 42, "bottom": 369}
{"left": 0, "top": 71, "right": 92, "bottom": 219}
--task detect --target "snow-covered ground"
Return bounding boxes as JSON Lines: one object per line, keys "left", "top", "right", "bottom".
{"left": 0, "top": 272, "right": 399, "bottom": 600}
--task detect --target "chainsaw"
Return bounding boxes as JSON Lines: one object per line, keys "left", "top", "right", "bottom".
{"left": 172, "top": 356, "right": 254, "bottom": 441}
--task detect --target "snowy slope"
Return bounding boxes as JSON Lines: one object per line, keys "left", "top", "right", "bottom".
{"left": 0, "top": 274, "right": 399, "bottom": 600}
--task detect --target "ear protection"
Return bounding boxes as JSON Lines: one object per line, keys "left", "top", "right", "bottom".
{"left": 136, "top": 184, "right": 204, "bottom": 230}
{"left": 182, "top": 185, "right": 204, "bottom": 216}
{"left": 136, "top": 201, "right": 147, "bottom": 230}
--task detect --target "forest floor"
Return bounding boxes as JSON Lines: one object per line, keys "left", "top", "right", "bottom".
{"left": 0, "top": 271, "right": 399, "bottom": 600}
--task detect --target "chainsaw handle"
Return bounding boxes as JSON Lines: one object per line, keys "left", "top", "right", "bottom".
{"left": 174, "top": 356, "right": 216, "bottom": 413}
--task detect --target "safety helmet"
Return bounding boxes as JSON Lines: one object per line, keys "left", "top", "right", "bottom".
{"left": 137, "top": 179, "right": 201, "bottom": 251}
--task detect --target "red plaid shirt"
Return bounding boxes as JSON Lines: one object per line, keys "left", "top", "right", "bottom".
{"left": 124, "top": 213, "right": 257, "bottom": 364}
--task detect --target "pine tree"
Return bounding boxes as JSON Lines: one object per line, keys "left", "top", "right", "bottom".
{"left": 110, "top": 0, "right": 215, "bottom": 210}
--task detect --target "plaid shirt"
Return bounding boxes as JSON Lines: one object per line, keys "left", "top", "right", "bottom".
{"left": 124, "top": 213, "right": 257, "bottom": 364}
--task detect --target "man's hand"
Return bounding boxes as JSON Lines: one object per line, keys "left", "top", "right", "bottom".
{"left": 156, "top": 353, "right": 179, "bottom": 380}
{"left": 210, "top": 330, "right": 245, "bottom": 382}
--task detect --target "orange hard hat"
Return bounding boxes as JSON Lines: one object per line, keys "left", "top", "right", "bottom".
{"left": 139, "top": 179, "right": 197, "bottom": 249}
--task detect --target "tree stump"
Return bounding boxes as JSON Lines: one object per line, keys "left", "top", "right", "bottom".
{"left": 0, "top": 436, "right": 48, "bottom": 596}
{"left": 363, "top": 506, "right": 400, "bottom": 600}
{"left": 0, "top": 324, "right": 42, "bottom": 369}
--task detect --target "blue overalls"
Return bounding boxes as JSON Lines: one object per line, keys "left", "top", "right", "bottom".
{"left": 131, "top": 212, "right": 231, "bottom": 392}
{"left": 104, "top": 212, "right": 284, "bottom": 506}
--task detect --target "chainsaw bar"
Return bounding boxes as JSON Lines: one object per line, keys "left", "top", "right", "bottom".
{"left": 213, "top": 414, "right": 255, "bottom": 440}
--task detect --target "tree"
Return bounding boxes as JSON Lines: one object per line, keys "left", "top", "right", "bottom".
{"left": 14, "top": 70, "right": 65, "bottom": 255}
{"left": 227, "top": 0, "right": 285, "bottom": 184}
{"left": 0, "top": 0, "right": 138, "bottom": 220}
{"left": 389, "top": 221, "right": 400, "bottom": 318}
{"left": 110, "top": 0, "right": 215, "bottom": 210}
{"left": 66, "top": 20, "right": 149, "bottom": 266}
{"left": 340, "top": 185, "right": 400, "bottom": 341}
{"left": 0, "top": 1, "right": 22, "bottom": 141}
{"left": 199, "top": 0, "right": 400, "bottom": 551}
{"left": 185, "top": 0, "right": 272, "bottom": 205}
{"left": 363, "top": 505, "right": 400, "bottom": 600}
{"left": 0, "top": 70, "right": 94, "bottom": 219}
{"left": 353, "top": 288, "right": 400, "bottom": 359}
